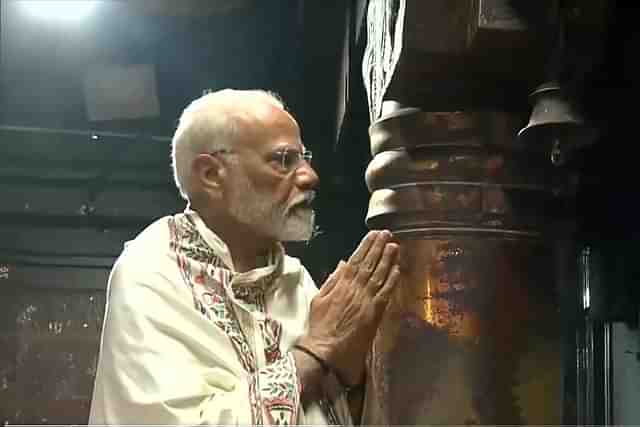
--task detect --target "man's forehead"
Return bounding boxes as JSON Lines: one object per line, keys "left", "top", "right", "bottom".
{"left": 233, "top": 100, "right": 301, "bottom": 147}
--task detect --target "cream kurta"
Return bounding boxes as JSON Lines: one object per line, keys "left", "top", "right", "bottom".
{"left": 89, "top": 210, "right": 352, "bottom": 425}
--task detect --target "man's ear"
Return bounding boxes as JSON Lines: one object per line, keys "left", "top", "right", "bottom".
{"left": 192, "top": 153, "right": 227, "bottom": 197}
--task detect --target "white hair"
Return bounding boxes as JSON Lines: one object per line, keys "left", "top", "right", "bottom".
{"left": 171, "top": 89, "right": 285, "bottom": 201}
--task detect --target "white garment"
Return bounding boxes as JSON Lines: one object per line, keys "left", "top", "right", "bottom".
{"left": 89, "top": 210, "right": 352, "bottom": 425}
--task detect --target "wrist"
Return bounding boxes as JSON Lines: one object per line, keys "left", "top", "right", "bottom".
{"left": 291, "top": 346, "right": 325, "bottom": 403}
{"left": 292, "top": 343, "right": 356, "bottom": 396}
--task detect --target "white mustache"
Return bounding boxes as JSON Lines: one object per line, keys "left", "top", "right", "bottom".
{"left": 287, "top": 191, "right": 316, "bottom": 213}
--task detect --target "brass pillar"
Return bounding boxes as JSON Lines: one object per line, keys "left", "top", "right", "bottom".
{"left": 356, "top": 0, "right": 601, "bottom": 423}
{"left": 361, "top": 106, "right": 572, "bottom": 425}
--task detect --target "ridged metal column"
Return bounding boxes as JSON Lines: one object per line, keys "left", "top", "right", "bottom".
{"left": 361, "top": 105, "right": 572, "bottom": 425}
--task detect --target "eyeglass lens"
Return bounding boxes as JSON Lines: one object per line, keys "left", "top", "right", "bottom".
{"left": 281, "top": 149, "right": 312, "bottom": 170}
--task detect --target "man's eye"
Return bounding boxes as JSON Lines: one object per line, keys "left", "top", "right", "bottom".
{"left": 269, "top": 152, "right": 286, "bottom": 167}
{"left": 282, "top": 151, "right": 299, "bottom": 169}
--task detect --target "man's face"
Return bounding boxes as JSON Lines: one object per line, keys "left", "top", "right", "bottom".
{"left": 224, "top": 103, "right": 319, "bottom": 242}
{"left": 227, "top": 168, "right": 315, "bottom": 241}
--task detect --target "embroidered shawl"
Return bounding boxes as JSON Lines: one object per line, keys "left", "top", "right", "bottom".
{"left": 89, "top": 210, "right": 351, "bottom": 425}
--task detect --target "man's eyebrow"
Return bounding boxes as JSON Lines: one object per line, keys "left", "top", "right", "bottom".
{"left": 271, "top": 142, "right": 305, "bottom": 151}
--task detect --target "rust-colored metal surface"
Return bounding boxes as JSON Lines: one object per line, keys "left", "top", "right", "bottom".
{"left": 365, "top": 108, "right": 565, "bottom": 237}
{"left": 364, "top": 238, "right": 563, "bottom": 425}
{"left": 361, "top": 106, "right": 570, "bottom": 425}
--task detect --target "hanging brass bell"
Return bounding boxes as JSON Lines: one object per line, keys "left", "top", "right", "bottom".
{"left": 518, "top": 82, "right": 597, "bottom": 165}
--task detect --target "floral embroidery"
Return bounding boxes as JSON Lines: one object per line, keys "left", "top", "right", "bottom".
{"left": 246, "top": 345, "right": 299, "bottom": 425}
{"left": 169, "top": 215, "right": 256, "bottom": 373}
{"left": 170, "top": 215, "right": 225, "bottom": 267}
{"left": 234, "top": 285, "right": 266, "bottom": 311}
{"left": 258, "top": 353, "right": 301, "bottom": 425}
{"left": 168, "top": 213, "right": 306, "bottom": 426}
{"left": 262, "top": 317, "right": 283, "bottom": 364}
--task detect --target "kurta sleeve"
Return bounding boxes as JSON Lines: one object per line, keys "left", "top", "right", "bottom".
{"left": 89, "top": 256, "right": 303, "bottom": 426}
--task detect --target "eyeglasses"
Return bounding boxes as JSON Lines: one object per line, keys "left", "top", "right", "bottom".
{"left": 269, "top": 148, "right": 313, "bottom": 173}
{"left": 208, "top": 147, "right": 312, "bottom": 173}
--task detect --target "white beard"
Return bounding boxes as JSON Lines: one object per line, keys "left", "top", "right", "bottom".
{"left": 228, "top": 170, "right": 315, "bottom": 242}
{"left": 279, "top": 206, "right": 315, "bottom": 241}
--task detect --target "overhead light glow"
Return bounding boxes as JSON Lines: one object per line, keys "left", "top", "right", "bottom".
{"left": 21, "top": 1, "right": 99, "bottom": 22}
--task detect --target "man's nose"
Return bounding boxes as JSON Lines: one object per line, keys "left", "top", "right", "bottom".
{"left": 294, "top": 161, "right": 319, "bottom": 189}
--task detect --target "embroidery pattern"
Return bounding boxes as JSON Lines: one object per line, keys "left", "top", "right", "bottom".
{"left": 262, "top": 317, "right": 283, "bottom": 363}
{"left": 168, "top": 213, "right": 302, "bottom": 426}
{"left": 233, "top": 285, "right": 266, "bottom": 311}
{"left": 169, "top": 215, "right": 226, "bottom": 267}
{"left": 248, "top": 374, "right": 264, "bottom": 426}
{"left": 232, "top": 265, "right": 280, "bottom": 307}
{"left": 230, "top": 258, "right": 284, "bottom": 365}
{"left": 259, "top": 353, "right": 301, "bottom": 425}
{"left": 168, "top": 215, "right": 256, "bottom": 373}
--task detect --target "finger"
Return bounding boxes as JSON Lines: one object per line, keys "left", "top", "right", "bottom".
{"left": 366, "top": 243, "right": 399, "bottom": 295}
{"left": 353, "top": 231, "right": 391, "bottom": 285}
{"left": 373, "top": 264, "right": 401, "bottom": 313}
{"left": 348, "top": 230, "right": 381, "bottom": 264}
{"left": 318, "top": 261, "right": 346, "bottom": 297}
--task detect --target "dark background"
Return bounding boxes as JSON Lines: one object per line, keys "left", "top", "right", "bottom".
{"left": 0, "top": 0, "right": 639, "bottom": 424}
{"left": 1, "top": 0, "right": 638, "bottom": 277}
{"left": 0, "top": 0, "right": 373, "bottom": 281}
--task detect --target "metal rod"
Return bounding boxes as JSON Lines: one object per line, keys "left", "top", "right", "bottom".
{"left": 389, "top": 180, "right": 548, "bottom": 191}
{"left": 393, "top": 227, "right": 540, "bottom": 237}
{"left": 0, "top": 124, "right": 171, "bottom": 142}
{"left": 604, "top": 322, "right": 612, "bottom": 425}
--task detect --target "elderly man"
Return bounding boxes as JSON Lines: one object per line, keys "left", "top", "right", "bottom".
{"left": 89, "top": 89, "right": 400, "bottom": 425}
